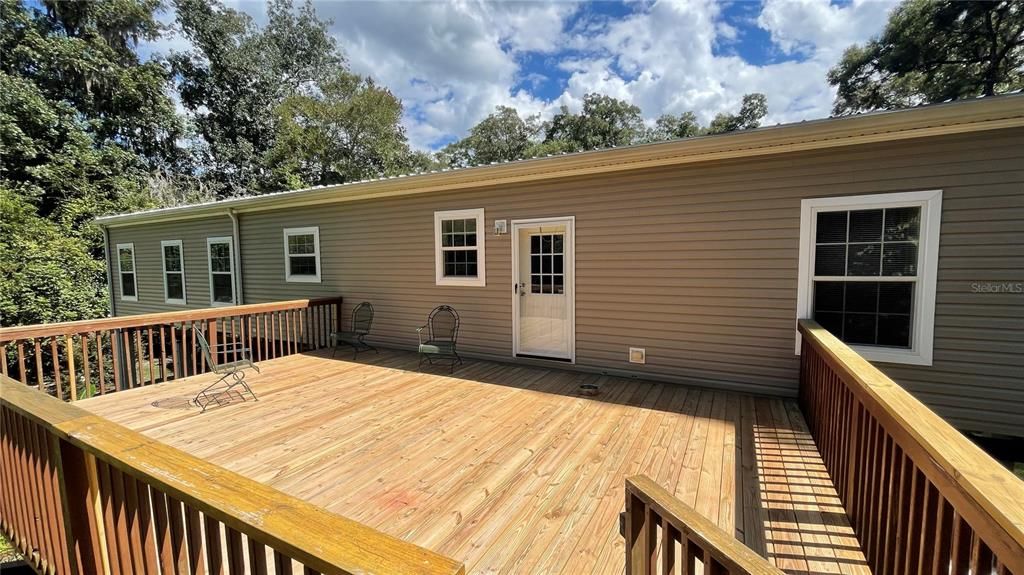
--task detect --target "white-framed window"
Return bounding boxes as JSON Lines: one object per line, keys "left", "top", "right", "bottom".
{"left": 207, "top": 236, "right": 235, "bottom": 306}
{"left": 434, "top": 208, "right": 486, "bottom": 287}
{"left": 161, "top": 240, "right": 186, "bottom": 305}
{"left": 116, "top": 243, "right": 138, "bottom": 302}
{"left": 797, "top": 190, "right": 942, "bottom": 365}
{"left": 283, "top": 226, "right": 321, "bottom": 283}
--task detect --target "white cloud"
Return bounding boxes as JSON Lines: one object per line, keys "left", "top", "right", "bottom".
{"left": 136, "top": 0, "right": 899, "bottom": 150}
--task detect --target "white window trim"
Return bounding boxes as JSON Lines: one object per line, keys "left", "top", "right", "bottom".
{"left": 207, "top": 236, "right": 236, "bottom": 307}
{"left": 796, "top": 190, "right": 942, "bottom": 366}
{"left": 115, "top": 243, "right": 138, "bottom": 302}
{"left": 434, "top": 208, "right": 486, "bottom": 287}
{"left": 283, "top": 226, "right": 322, "bottom": 283}
{"left": 160, "top": 240, "right": 187, "bottom": 305}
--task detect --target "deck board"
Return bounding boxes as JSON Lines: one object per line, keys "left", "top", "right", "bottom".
{"left": 77, "top": 349, "right": 869, "bottom": 574}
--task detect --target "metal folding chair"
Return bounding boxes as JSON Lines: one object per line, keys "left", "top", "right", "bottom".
{"left": 192, "top": 328, "right": 259, "bottom": 412}
{"left": 417, "top": 305, "right": 463, "bottom": 373}
{"left": 331, "top": 302, "right": 377, "bottom": 358}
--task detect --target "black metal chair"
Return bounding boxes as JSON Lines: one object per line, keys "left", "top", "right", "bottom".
{"left": 417, "top": 305, "right": 462, "bottom": 373}
{"left": 192, "top": 328, "right": 259, "bottom": 412}
{"left": 331, "top": 302, "right": 377, "bottom": 358}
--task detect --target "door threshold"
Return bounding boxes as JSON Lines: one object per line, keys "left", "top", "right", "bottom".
{"left": 516, "top": 354, "right": 572, "bottom": 363}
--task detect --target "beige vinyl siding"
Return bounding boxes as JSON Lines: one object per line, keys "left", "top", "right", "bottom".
{"left": 108, "top": 216, "right": 233, "bottom": 315}
{"left": 108, "top": 127, "right": 1023, "bottom": 435}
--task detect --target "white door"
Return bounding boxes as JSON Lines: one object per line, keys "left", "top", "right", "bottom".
{"left": 513, "top": 218, "right": 574, "bottom": 361}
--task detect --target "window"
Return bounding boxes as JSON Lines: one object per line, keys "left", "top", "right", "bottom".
{"left": 116, "top": 243, "right": 138, "bottom": 302}
{"left": 434, "top": 208, "right": 486, "bottom": 286}
{"left": 797, "top": 190, "right": 942, "bottom": 365}
{"left": 530, "top": 233, "right": 565, "bottom": 294}
{"left": 161, "top": 240, "right": 186, "bottom": 305}
{"left": 284, "top": 227, "right": 321, "bottom": 283}
{"left": 207, "top": 237, "right": 235, "bottom": 306}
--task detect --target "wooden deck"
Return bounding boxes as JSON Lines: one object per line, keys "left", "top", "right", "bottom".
{"left": 78, "top": 350, "right": 869, "bottom": 575}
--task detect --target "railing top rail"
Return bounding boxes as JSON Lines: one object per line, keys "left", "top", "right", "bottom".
{"left": 0, "top": 374, "right": 464, "bottom": 575}
{"left": 798, "top": 319, "right": 1024, "bottom": 556}
{"left": 0, "top": 297, "right": 343, "bottom": 342}
{"left": 626, "top": 475, "right": 784, "bottom": 575}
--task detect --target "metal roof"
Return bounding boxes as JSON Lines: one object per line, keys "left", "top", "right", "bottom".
{"left": 95, "top": 93, "right": 1024, "bottom": 227}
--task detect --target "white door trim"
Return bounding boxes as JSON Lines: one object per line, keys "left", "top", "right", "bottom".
{"left": 511, "top": 216, "right": 576, "bottom": 363}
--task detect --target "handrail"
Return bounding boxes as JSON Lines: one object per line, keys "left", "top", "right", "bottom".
{"left": 0, "top": 298, "right": 342, "bottom": 401}
{"left": 624, "top": 475, "right": 783, "bottom": 575}
{"left": 0, "top": 374, "right": 465, "bottom": 575}
{"left": 0, "top": 297, "right": 343, "bottom": 341}
{"left": 798, "top": 319, "right": 1024, "bottom": 575}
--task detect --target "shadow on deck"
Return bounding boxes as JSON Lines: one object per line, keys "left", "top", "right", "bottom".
{"left": 77, "top": 348, "right": 869, "bottom": 574}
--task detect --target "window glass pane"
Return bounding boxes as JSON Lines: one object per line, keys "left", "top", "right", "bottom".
{"left": 212, "top": 274, "right": 233, "bottom": 303}
{"left": 847, "top": 243, "right": 881, "bottom": 276}
{"left": 531, "top": 235, "right": 540, "bottom": 253}
{"left": 541, "top": 235, "right": 552, "bottom": 254}
{"left": 553, "top": 255, "right": 563, "bottom": 274}
{"left": 531, "top": 274, "right": 541, "bottom": 293}
{"left": 845, "top": 282, "right": 879, "bottom": 313}
{"left": 813, "top": 281, "right": 844, "bottom": 312}
{"left": 465, "top": 232, "right": 476, "bottom": 247}
{"left": 442, "top": 233, "right": 453, "bottom": 247}
{"left": 849, "top": 209, "right": 883, "bottom": 242}
{"left": 166, "top": 273, "right": 184, "bottom": 299}
{"left": 210, "top": 243, "right": 231, "bottom": 272}
{"left": 882, "top": 243, "right": 917, "bottom": 276}
{"left": 443, "top": 248, "right": 477, "bottom": 276}
{"left": 466, "top": 263, "right": 477, "bottom": 277}
{"left": 814, "top": 245, "right": 846, "bottom": 276}
{"left": 289, "top": 255, "right": 317, "bottom": 276}
{"left": 163, "top": 245, "right": 182, "bottom": 271}
{"left": 453, "top": 219, "right": 464, "bottom": 233}
{"left": 445, "top": 263, "right": 456, "bottom": 276}
{"left": 816, "top": 211, "right": 847, "bottom": 243}
{"left": 878, "top": 315, "right": 911, "bottom": 347}
{"left": 453, "top": 233, "right": 465, "bottom": 247}
{"left": 119, "top": 249, "right": 134, "bottom": 272}
{"left": 814, "top": 311, "right": 843, "bottom": 338}
{"left": 844, "top": 313, "right": 877, "bottom": 345}
{"left": 878, "top": 283, "right": 913, "bottom": 314}
{"left": 465, "top": 218, "right": 476, "bottom": 232}
{"left": 553, "top": 234, "right": 564, "bottom": 254}
{"left": 531, "top": 255, "right": 541, "bottom": 274}
{"left": 553, "top": 275, "right": 564, "bottom": 294}
{"left": 288, "top": 234, "right": 315, "bottom": 255}
{"left": 121, "top": 274, "right": 136, "bottom": 297}
{"left": 442, "top": 220, "right": 452, "bottom": 234}
{"left": 884, "top": 207, "right": 920, "bottom": 242}
{"left": 541, "top": 275, "right": 551, "bottom": 294}
{"left": 542, "top": 255, "right": 552, "bottom": 273}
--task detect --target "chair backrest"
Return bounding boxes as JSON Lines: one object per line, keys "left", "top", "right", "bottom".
{"left": 427, "top": 305, "right": 459, "bottom": 343}
{"left": 194, "top": 328, "right": 218, "bottom": 371}
{"left": 351, "top": 302, "right": 374, "bottom": 334}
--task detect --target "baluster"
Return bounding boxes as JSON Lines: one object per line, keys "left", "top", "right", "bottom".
{"left": 226, "top": 527, "right": 245, "bottom": 575}
{"left": 185, "top": 505, "right": 206, "bottom": 574}
{"left": 204, "top": 515, "right": 225, "bottom": 575}
{"left": 273, "top": 551, "right": 293, "bottom": 575}
{"left": 17, "top": 342, "right": 27, "bottom": 385}
{"left": 34, "top": 340, "right": 44, "bottom": 391}
{"left": 50, "top": 338, "right": 63, "bottom": 399}
{"left": 249, "top": 538, "right": 268, "bottom": 575}
{"left": 159, "top": 325, "right": 168, "bottom": 383}
{"left": 80, "top": 334, "right": 92, "bottom": 398}
{"left": 170, "top": 324, "right": 180, "bottom": 380}
{"left": 147, "top": 327, "right": 156, "bottom": 385}
{"left": 0, "top": 344, "right": 6, "bottom": 378}
{"left": 134, "top": 328, "right": 144, "bottom": 386}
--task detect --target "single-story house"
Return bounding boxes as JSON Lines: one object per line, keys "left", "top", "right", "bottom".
{"left": 95, "top": 94, "right": 1024, "bottom": 437}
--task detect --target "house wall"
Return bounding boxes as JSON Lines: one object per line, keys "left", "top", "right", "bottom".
{"left": 108, "top": 216, "right": 234, "bottom": 315}
{"left": 105, "top": 128, "right": 1024, "bottom": 436}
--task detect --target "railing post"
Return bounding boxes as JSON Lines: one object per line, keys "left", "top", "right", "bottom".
{"left": 51, "top": 436, "right": 107, "bottom": 575}
{"left": 207, "top": 319, "right": 218, "bottom": 366}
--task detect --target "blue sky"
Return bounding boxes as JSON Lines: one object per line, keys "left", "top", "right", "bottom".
{"left": 148, "top": 0, "right": 900, "bottom": 150}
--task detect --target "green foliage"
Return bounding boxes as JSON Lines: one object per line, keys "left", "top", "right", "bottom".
{"left": 828, "top": 0, "right": 1024, "bottom": 114}
{"left": 544, "top": 93, "right": 646, "bottom": 152}
{"left": 0, "top": 187, "right": 109, "bottom": 327}
{"left": 649, "top": 111, "right": 702, "bottom": 141}
{"left": 440, "top": 106, "right": 543, "bottom": 168}
{"left": 266, "top": 73, "right": 412, "bottom": 187}
{"left": 705, "top": 93, "right": 768, "bottom": 135}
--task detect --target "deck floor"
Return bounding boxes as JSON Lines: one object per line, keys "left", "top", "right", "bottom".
{"left": 78, "top": 350, "right": 869, "bottom": 574}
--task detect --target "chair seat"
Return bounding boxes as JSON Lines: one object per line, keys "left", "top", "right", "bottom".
{"left": 419, "top": 342, "right": 456, "bottom": 355}
{"left": 332, "top": 331, "right": 365, "bottom": 343}
{"left": 213, "top": 359, "right": 255, "bottom": 373}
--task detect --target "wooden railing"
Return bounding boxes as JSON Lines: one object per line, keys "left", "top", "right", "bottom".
{"left": 0, "top": 297, "right": 342, "bottom": 401}
{"left": 798, "top": 319, "right": 1024, "bottom": 575}
{"left": 0, "top": 374, "right": 465, "bottom": 575}
{"left": 624, "top": 475, "right": 783, "bottom": 575}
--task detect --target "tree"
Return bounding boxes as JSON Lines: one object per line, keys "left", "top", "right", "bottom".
{"left": 828, "top": 0, "right": 1024, "bottom": 115}
{"left": 705, "top": 93, "right": 768, "bottom": 135}
{"left": 0, "top": 0, "right": 178, "bottom": 327}
{"left": 171, "top": 0, "right": 344, "bottom": 196}
{"left": 544, "top": 93, "right": 645, "bottom": 151}
{"left": 265, "top": 73, "right": 413, "bottom": 188}
{"left": 440, "top": 106, "right": 541, "bottom": 168}
{"left": 648, "top": 111, "right": 702, "bottom": 141}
